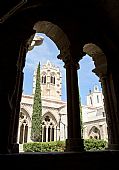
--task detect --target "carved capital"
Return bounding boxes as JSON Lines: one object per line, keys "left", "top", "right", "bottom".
{"left": 83, "top": 43, "right": 107, "bottom": 78}
{"left": 83, "top": 43, "right": 107, "bottom": 65}
{"left": 57, "top": 47, "right": 71, "bottom": 63}
{"left": 58, "top": 53, "right": 79, "bottom": 70}
{"left": 92, "top": 63, "right": 107, "bottom": 79}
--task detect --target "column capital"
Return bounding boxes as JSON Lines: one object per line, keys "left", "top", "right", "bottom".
{"left": 92, "top": 63, "right": 107, "bottom": 80}
{"left": 83, "top": 43, "right": 108, "bottom": 79}
{"left": 57, "top": 53, "right": 80, "bottom": 70}
{"left": 65, "top": 60, "right": 80, "bottom": 70}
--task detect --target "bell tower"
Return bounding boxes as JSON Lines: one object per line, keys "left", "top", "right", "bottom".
{"left": 87, "top": 85, "right": 104, "bottom": 107}
{"left": 33, "top": 60, "right": 62, "bottom": 100}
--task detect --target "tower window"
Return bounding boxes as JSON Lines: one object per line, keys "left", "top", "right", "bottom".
{"left": 97, "top": 95, "right": 99, "bottom": 103}
{"left": 42, "top": 75, "right": 46, "bottom": 84}
{"left": 102, "top": 112, "right": 105, "bottom": 117}
{"left": 51, "top": 75, "right": 55, "bottom": 84}
{"left": 90, "top": 97, "right": 92, "bottom": 105}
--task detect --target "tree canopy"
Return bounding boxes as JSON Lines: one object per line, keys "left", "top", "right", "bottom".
{"left": 31, "top": 62, "right": 42, "bottom": 142}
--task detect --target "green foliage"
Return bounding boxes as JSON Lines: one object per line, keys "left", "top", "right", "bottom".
{"left": 84, "top": 139, "right": 108, "bottom": 151}
{"left": 23, "top": 141, "right": 66, "bottom": 152}
{"left": 31, "top": 62, "right": 42, "bottom": 142}
{"left": 23, "top": 139, "right": 107, "bottom": 152}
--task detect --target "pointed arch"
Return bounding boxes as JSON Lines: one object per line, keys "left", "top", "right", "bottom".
{"left": 42, "top": 111, "right": 57, "bottom": 125}
{"left": 42, "top": 111, "right": 58, "bottom": 142}
{"left": 88, "top": 126, "right": 101, "bottom": 139}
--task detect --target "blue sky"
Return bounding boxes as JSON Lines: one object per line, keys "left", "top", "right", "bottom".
{"left": 23, "top": 33, "right": 101, "bottom": 105}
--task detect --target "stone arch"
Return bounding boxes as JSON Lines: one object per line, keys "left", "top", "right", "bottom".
{"left": 42, "top": 112, "right": 58, "bottom": 142}
{"left": 83, "top": 43, "right": 107, "bottom": 77}
{"left": 17, "top": 20, "right": 71, "bottom": 144}
{"left": 33, "top": 21, "right": 70, "bottom": 55}
{"left": 88, "top": 126, "right": 101, "bottom": 139}
{"left": 42, "top": 111, "right": 57, "bottom": 126}
{"left": 41, "top": 71, "right": 47, "bottom": 84}
{"left": 18, "top": 108, "right": 31, "bottom": 144}
{"left": 26, "top": 20, "right": 71, "bottom": 64}
{"left": 50, "top": 72, "right": 56, "bottom": 85}
{"left": 82, "top": 43, "right": 108, "bottom": 139}
{"left": 41, "top": 71, "right": 47, "bottom": 75}
{"left": 50, "top": 72, "right": 56, "bottom": 76}
{"left": 20, "top": 107, "right": 31, "bottom": 123}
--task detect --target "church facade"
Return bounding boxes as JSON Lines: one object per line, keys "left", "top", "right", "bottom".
{"left": 18, "top": 61, "right": 108, "bottom": 146}
{"left": 82, "top": 85, "right": 108, "bottom": 141}
{"left": 18, "top": 61, "right": 67, "bottom": 144}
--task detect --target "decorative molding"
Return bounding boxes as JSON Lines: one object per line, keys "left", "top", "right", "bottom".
{"left": 21, "top": 103, "right": 32, "bottom": 107}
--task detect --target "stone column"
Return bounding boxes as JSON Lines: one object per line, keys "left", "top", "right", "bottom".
{"left": 54, "top": 126, "right": 57, "bottom": 141}
{"left": 64, "top": 60, "right": 84, "bottom": 152}
{"left": 83, "top": 43, "right": 119, "bottom": 149}
{"left": 15, "top": 71, "right": 23, "bottom": 148}
{"left": 104, "top": 73, "right": 119, "bottom": 149}
{"left": 101, "top": 75, "right": 118, "bottom": 149}
{"left": 27, "top": 126, "right": 32, "bottom": 142}
{"left": 46, "top": 125, "right": 48, "bottom": 142}
{"left": 94, "top": 68, "right": 119, "bottom": 150}
{"left": 8, "top": 43, "right": 27, "bottom": 153}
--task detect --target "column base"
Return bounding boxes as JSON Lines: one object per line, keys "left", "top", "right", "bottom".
{"left": 65, "top": 138, "right": 84, "bottom": 152}
{"left": 8, "top": 143, "right": 19, "bottom": 153}
{"left": 107, "top": 143, "right": 119, "bottom": 150}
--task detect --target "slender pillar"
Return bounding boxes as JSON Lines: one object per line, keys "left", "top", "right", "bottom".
{"left": 46, "top": 125, "right": 48, "bottom": 142}
{"left": 65, "top": 60, "right": 84, "bottom": 152}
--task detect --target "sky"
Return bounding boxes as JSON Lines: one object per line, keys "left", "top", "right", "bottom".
{"left": 23, "top": 33, "right": 101, "bottom": 105}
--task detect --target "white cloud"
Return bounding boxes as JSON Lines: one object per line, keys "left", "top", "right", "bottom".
{"left": 24, "top": 34, "right": 61, "bottom": 72}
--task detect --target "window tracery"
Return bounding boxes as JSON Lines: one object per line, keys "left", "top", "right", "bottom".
{"left": 42, "top": 114, "right": 56, "bottom": 142}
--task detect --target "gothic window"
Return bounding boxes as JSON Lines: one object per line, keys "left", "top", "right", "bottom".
{"left": 19, "top": 112, "right": 29, "bottom": 144}
{"left": 19, "top": 122, "right": 28, "bottom": 144}
{"left": 102, "top": 112, "right": 105, "bottom": 117}
{"left": 95, "top": 86, "right": 97, "bottom": 91}
{"left": 89, "top": 126, "right": 101, "bottom": 140}
{"left": 24, "top": 125, "right": 28, "bottom": 143}
{"left": 45, "top": 116, "right": 50, "bottom": 122}
{"left": 43, "top": 126, "right": 46, "bottom": 142}
{"left": 54, "top": 76, "right": 55, "bottom": 84}
{"left": 94, "top": 136, "right": 98, "bottom": 139}
{"left": 19, "top": 124, "right": 24, "bottom": 144}
{"left": 51, "top": 127, "right": 54, "bottom": 141}
{"left": 50, "top": 74, "right": 55, "bottom": 85}
{"left": 93, "top": 127, "right": 98, "bottom": 133}
{"left": 97, "top": 95, "right": 99, "bottom": 103}
{"left": 42, "top": 75, "right": 46, "bottom": 84}
{"left": 48, "top": 127, "right": 51, "bottom": 142}
{"left": 42, "top": 114, "right": 56, "bottom": 142}
{"left": 90, "top": 97, "right": 92, "bottom": 105}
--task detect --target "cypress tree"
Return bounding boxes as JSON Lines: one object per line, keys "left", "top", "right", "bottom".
{"left": 31, "top": 62, "right": 42, "bottom": 142}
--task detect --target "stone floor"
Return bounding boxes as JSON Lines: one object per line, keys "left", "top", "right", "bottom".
{"left": 0, "top": 150, "right": 119, "bottom": 169}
